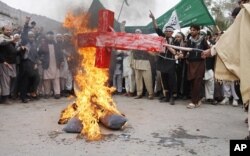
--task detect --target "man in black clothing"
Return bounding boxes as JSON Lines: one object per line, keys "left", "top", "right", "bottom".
{"left": 149, "top": 11, "right": 177, "bottom": 105}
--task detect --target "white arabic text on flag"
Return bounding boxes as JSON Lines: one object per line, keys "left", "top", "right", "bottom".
{"left": 163, "top": 10, "right": 181, "bottom": 30}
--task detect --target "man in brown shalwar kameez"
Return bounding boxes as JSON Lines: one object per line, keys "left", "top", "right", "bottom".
{"left": 186, "top": 25, "right": 209, "bottom": 109}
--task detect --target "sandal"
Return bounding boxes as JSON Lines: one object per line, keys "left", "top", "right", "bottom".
{"left": 187, "top": 103, "right": 196, "bottom": 109}
{"left": 196, "top": 100, "right": 202, "bottom": 108}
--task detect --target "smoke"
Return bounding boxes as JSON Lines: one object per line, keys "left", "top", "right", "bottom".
{"left": 58, "top": 0, "right": 158, "bottom": 26}
{"left": 45, "top": 0, "right": 91, "bottom": 22}
{"left": 1, "top": 0, "right": 160, "bottom": 26}
{"left": 104, "top": 0, "right": 157, "bottom": 25}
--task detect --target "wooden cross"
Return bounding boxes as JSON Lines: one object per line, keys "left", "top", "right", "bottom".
{"left": 77, "top": 9, "right": 166, "bottom": 68}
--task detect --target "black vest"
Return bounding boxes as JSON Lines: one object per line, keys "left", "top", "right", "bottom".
{"left": 187, "top": 36, "right": 208, "bottom": 62}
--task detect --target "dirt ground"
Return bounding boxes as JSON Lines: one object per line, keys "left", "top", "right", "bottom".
{"left": 0, "top": 95, "right": 248, "bottom": 156}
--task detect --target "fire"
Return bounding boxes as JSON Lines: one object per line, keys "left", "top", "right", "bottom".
{"left": 59, "top": 12, "right": 121, "bottom": 140}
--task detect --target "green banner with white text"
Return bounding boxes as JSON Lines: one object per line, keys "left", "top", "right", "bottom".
{"left": 125, "top": 0, "right": 215, "bottom": 33}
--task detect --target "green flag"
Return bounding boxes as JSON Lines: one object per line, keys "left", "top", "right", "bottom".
{"left": 125, "top": 0, "right": 215, "bottom": 33}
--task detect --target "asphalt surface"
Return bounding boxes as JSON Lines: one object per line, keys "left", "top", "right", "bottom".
{"left": 0, "top": 95, "right": 248, "bottom": 156}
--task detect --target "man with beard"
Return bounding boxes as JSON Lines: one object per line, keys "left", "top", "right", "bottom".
{"left": 39, "top": 31, "right": 63, "bottom": 99}
{"left": 173, "top": 32, "right": 189, "bottom": 100}
{"left": 186, "top": 25, "right": 209, "bottom": 109}
{"left": 0, "top": 25, "right": 20, "bottom": 104}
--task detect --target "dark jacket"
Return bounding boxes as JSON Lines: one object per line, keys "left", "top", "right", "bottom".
{"left": 187, "top": 36, "right": 209, "bottom": 62}
{"left": 20, "top": 21, "right": 40, "bottom": 65}
{"left": 38, "top": 40, "right": 63, "bottom": 69}
{"left": 154, "top": 28, "right": 175, "bottom": 73}
{"left": 0, "top": 35, "right": 18, "bottom": 64}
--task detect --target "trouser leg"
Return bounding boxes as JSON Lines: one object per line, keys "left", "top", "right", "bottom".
{"left": 135, "top": 69, "right": 143, "bottom": 96}
{"left": 52, "top": 78, "right": 60, "bottom": 95}
{"left": 44, "top": 79, "right": 52, "bottom": 95}
{"left": 205, "top": 78, "right": 214, "bottom": 99}
{"left": 230, "top": 82, "right": 239, "bottom": 100}
{"left": 191, "top": 77, "right": 203, "bottom": 104}
{"left": 60, "top": 78, "right": 66, "bottom": 91}
{"left": 142, "top": 70, "right": 153, "bottom": 96}
{"left": 0, "top": 65, "right": 10, "bottom": 96}
{"left": 223, "top": 81, "right": 231, "bottom": 98}
{"left": 128, "top": 74, "right": 135, "bottom": 93}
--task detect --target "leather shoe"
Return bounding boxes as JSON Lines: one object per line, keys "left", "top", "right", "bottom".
{"left": 159, "top": 97, "right": 169, "bottom": 102}
{"left": 134, "top": 95, "right": 143, "bottom": 99}
{"left": 148, "top": 95, "right": 154, "bottom": 100}
{"left": 169, "top": 98, "right": 175, "bottom": 105}
{"left": 54, "top": 94, "right": 61, "bottom": 99}
{"left": 22, "top": 99, "right": 29, "bottom": 103}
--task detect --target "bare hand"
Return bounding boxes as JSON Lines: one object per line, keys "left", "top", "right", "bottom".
{"left": 201, "top": 49, "right": 211, "bottom": 59}
{"left": 149, "top": 10, "right": 155, "bottom": 19}
{"left": 177, "top": 52, "right": 184, "bottom": 59}
{"left": 12, "top": 36, "right": 20, "bottom": 43}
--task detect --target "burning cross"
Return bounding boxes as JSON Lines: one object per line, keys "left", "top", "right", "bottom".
{"left": 77, "top": 9, "right": 166, "bottom": 68}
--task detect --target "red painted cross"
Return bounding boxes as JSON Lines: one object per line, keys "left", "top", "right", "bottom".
{"left": 77, "top": 9, "right": 166, "bottom": 68}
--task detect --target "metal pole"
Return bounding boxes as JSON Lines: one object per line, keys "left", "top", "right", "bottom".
{"left": 117, "top": 0, "right": 125, "bottom": 22}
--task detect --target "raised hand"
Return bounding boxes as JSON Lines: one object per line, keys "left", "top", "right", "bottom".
{"left": 149, "top": 10, "right": 155, "bottom": 19}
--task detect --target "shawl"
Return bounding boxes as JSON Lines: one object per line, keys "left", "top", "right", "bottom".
{"left": 214, "top": 4, "right": 250, "bottom": 106}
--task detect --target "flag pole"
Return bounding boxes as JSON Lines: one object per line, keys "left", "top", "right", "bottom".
{"left": 117, "top": 0, "right": 125, "bottom": 22}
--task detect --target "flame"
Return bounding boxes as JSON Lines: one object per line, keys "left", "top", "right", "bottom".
{"left": 59, "top": 12, "right": 120, "bottom": 141}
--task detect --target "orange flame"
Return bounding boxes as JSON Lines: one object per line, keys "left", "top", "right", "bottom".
{"left": 59, "top": 12, "right": 120, "bottom": 141}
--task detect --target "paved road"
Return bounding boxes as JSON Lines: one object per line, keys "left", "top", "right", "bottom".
{"left": 0, "top": 95, "right": 247, "bottom": 156}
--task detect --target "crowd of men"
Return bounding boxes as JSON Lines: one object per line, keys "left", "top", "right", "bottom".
{"left": 0, "top": 0, "right": 249, "bottom": 139}
{"left": 112, "top": 10, "right": 242, "bottom": 109}
{"left": 0, "top": 16, "right": 76, "bottom": 104}
{"left": 110, "top": 0, "right": 249, "bottom": 139}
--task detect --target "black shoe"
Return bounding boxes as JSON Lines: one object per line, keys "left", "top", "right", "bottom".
{"left": 158, "top": 96, "right": 165, "bottom": 100}
{"left": 1, "top": 100, "right": 11, "bottom": 104}
{"left": 31, "top": 95, "right": 39, "bottom": 100}
{"left": 44, "top": 94, "right": 50, "bottom": 99}
{"left": 54, "top": 94, "right": 61, "bottom": 99}
{"left": 21, "top": 99, "right": 29, "bottom": 103}
{"left": 169, "top": 98, "right": 175, "bottom": 105}
{"left": 159, "top": 97, "right": 169, "bottom": 102}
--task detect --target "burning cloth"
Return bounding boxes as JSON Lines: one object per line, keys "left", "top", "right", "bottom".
{"left": 214, "top": 4, "right": 250, "bottom": 106}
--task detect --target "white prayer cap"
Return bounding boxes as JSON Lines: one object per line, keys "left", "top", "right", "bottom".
{"left": 56, "top": 33, "right": 62, "bottom": 37}
{"left": 164, "top": 26, "right": 174, "bottom": 32}
{"left": 200, "top": 30, "right": 207, "bottom": 36}
{"left": 135, "top": 28, "right": 142, "bottom": 33}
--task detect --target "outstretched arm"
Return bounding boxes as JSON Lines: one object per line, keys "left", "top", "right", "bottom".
{"left": 149, "top": 10, "right": 158, "bottom": 29}
{"left": 201, "top": 46, "right": 217, "bottom": 59}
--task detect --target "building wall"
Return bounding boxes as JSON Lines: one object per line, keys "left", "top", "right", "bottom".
{"left": 0, "top": 1, "right": 62, "bottom": 33}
